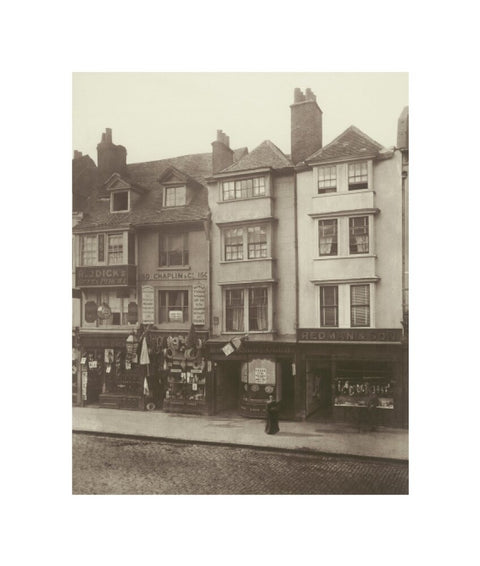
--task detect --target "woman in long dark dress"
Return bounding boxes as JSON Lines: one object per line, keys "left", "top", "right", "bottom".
{"left": 265, "top": 395, "right": 280, "bottom": 435}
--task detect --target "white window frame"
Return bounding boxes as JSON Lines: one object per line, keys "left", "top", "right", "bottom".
{"left": 315, "top": 282, "right": 375, "bottom": 328}
{"left": 158, "top": 289, "right": 190, "bottom": 325}
{"left": 221, "top": 223, "right": 270, "bottom": 262}
{"left": 221, "top": 176, "right": 267, "bottom": 201}
{"left": 223, "top": 286, "right": 272, "bottom": 333}
{"left": 164, "top": 185, "right": 186, "bottom": 207}
{"left": 317, "top": 165, "right": 337, "bottom": 194}
{"left": 82, "top": 288, "right": 137, "bottom": 328}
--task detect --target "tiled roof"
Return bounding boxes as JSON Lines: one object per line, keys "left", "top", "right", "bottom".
{"left": 306, "top": 126, "right": 385, "bottom": 163}
{"left": 220, "top": 140, "right": 292, "bottom": 173}
{"left": 73, "top": 148, "right": 246, "bottom": 232}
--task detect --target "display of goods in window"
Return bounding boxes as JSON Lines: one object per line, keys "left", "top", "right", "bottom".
{"left": 334, "top": 378, "right": 394, "bottom": 409}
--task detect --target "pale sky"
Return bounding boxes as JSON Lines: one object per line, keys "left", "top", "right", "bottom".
{"left": 73, "top": 72, "right": 408, "bottom": 164}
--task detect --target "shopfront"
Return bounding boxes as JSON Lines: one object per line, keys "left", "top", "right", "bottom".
{"left": 206, "top": 340, "right": 297, "bottom": 419}
{"left": 297, "top": 328, "right": 406, "bottom": 427}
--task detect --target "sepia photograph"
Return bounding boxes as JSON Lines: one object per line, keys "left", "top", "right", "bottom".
{"left": 72, "top": 72, "right": 409, "bottom": 495}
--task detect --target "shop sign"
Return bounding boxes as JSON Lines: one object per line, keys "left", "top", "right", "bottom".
{"left": 141, "top": 271, "right": 207, "bottom": 281}
{"left": 254, "top": 368, "right": 267, "bottom": 384}
{"left": 76, "top": 265, "right": 136, "bottom": 287}
{"left": 298, "top": 328, "right": 402, "bottom": 343}
{"left": 192, "top": 284, "right": 206, "bottom": 325}
{"left": 141, "top": 285, "right": 155, "bottom": 324}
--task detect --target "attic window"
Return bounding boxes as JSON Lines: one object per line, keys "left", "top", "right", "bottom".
{"left": 165, "top": 186, "right": 186, "bottom": 207}
{"left": 111, "top": 190, "right": 129, "bottom": 212}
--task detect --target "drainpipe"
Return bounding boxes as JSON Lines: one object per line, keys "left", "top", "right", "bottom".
{"left": 293, "top": 168, "right": 300, "bottom": 419}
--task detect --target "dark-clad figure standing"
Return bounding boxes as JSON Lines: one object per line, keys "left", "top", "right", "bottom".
{"left": 265, "top": 395, "right": 280, "bottom": 435}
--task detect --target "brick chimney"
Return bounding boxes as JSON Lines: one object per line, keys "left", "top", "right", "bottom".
{"left": 73, "top": 150, "right": 83, "bottom": 160}
{"left": 97, "top": 128, "right": 127, "bottom": 178}
{"left": 290, "top": 88, "right": 323, "bottom": 165}
{"left": 212, "top": 129, "right": 234, "bottom": 174}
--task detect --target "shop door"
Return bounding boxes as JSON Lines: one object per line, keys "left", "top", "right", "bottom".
{"left": 214, "top": 361, "right": 241, "bottom": 414}
{"left": 279, "top": 360, "right": 295, "bottom": 420}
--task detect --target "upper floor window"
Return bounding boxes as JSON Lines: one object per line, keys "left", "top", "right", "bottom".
{"left": 108, "top": 233, "right": 123, "bottom": 265}
{"left": 318, "top": 166, "right": 337, "bottom": 194}
{"left": 164, "top": 186, "right": 186, "bottom": 207}
{"left": 320, "top": 285, "right": 338, "bottom": 327}
{"left": 349, "top": 216, "right": 369, "bottom": 254}
{"left": 222, "top": 176, "right": 266, "bottom": 201}
{"left": 348, "top": 162, "right": 368, "bottom": 190}
{"left": 225, "top": 228, "right": 244, "bottom": 261}
{"left": 111, "top": 190, "right": 129, "bottom": 212}
{"left": 222, "top": 224, "right": 270, "bottom": 261}
{"left": 225, "top": 287, "right": 269, "bottom": 332}
{"left": 159, "top": 233, "right": 189, "bottom": 267}
{"left": 159, "top": 290, "right": 189, "bottom": 323}
{"left": 81, "top": 235, "right": 98, "bottom": 265}
{"left": 350, "top": 285, "right": 370, "bottom": 327}
{"left": 318, "top": 219, "right": 338, "bottom": 256}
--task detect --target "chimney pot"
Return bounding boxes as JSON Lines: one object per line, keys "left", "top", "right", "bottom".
{"left": 291, "top": 88, "right": 323, "bottom": 164}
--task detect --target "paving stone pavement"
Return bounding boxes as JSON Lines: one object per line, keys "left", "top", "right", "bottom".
{"left": 73, "top": 433, "right": 408, "bottom": 495}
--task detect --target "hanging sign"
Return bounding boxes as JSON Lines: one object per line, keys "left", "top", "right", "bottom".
{"left": 142, "top": 285, "right": 155, "bottom": 324}
{"left": 192, "top": 285, "right": 206, "bottom": 325}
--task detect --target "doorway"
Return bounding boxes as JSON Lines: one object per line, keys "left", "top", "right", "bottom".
{"left": 214, "top": 361, "right": 241, "bottom": 414}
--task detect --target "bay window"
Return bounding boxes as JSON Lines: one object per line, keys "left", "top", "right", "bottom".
{"left": 222, "top": 223, "right": 270, "bottom": 261}
{"left": 108, "top": 233, "right": 123, "bottom": 264}
{"left": 81, "top": 235, "right": 98, "bottom": 265}
{"left": 83, "top": 288, "right": 137, "bottom": 327}
{"left": 221, "top": 176, "right": 266, "bottom": 201}
{"left": 225, "top": 287, "right": 269, "bottom": 332}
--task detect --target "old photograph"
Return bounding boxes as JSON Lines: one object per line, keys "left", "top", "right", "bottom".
{"left": 72, "top": 72, "right": 409, "bottom": 495}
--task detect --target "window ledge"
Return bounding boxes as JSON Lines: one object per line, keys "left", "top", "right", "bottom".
{"left": 313, "top": 254, "right": 377, "bottom": 261}
{"left": 313, "top": 190, "right": 375, "bottom": 199}
{"left": 217, "top": 195, "right": 271, "bottom": 204}
{"left": 220, "top": 258, "right": 274, "bottom": 265}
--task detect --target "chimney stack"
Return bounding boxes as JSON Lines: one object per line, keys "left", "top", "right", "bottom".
{"left": 97, "top": 128, "right": 127, "bottom": 178}
{"left": 290, "top": 88, "right": 323, "bottom": 165}
{"left": 212, "top": 129, "right": 234, "bottom": 174}
{"left": 73, "top": 150, "right": 83, "bottom": 160}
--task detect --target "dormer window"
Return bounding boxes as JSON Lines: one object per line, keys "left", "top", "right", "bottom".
{"left": 111, "top": 190, "right": 130, "bottom": 212}
{"left": 164, "top": 186, "right": 186, "bottom": 207}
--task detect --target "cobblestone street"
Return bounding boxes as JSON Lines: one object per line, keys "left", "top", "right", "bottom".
{"left": 73, "top": 433, "right": 408, "bottom": 495}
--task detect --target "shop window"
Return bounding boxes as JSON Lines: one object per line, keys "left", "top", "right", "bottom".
{"left": 221, "top": 176, "right": 266, "bottom": 201}
{"left": 159, "top": 233, "right": 189, "bottom": 267}
{"left": 348, "top": 161, "right": 368, "bottom": 190}
{"left": 350, "top": 285, "right": 370, "bottom": 327}
{"left": 164, "top": 186, "right": 186, "bottom": 207}
{"left": 111, "top": 190, "right": 129, "bottom": 212}
{"left": 320, "top": 286, "right": 338, "bottom": 327}
{"left": 318, "top": 219, "right": 338, "bottom": 256}
{"left": 317, "top": 166, "right": 337, "bottom": 194}
{"left": 108, "top": 233, "right": 123, "bottom": 264}
{"left": 159, "top": 290, "right": 189, "bottom": 323}
{"left": 349, "top": 216, "right": 369, "bottom": 254}
{"left": 225, "top": 287, "right": 269, "bottom": 332}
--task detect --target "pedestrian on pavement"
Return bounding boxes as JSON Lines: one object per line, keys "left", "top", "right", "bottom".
{"left": 265, "top": 395, "right": 280, "bottom": 435}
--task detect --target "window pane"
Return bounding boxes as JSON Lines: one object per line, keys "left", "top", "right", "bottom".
{"left": 319, "top": 219, "right": 337, "bottom": 256}
{"left": 349, "top": 217, "right": 369, "bottom": 254}
{"left": 320, "top": 286, "right": 338, "bottom": 327}
{"left": 351, "top": 285, "right": 370, "bottom": 327}
{"left": 226, "top": 289, "right": 244, "bottom": 332}
{"left": 225, "top": 228, "right": 244, "bottom": 261}
{"left": 108, "top": 234, "right": 123, "bottom": 264}
{"left": 81, "top": 235, "right": 97, "bottom": 265}
{"left": 318, "top": 166, "right": 337, "bottom": 193}
{"left": 249, "top": 288, "right": 268, "bottom": 331}
{"left": 247, "top": 225, "right": 267, "bottom": 258}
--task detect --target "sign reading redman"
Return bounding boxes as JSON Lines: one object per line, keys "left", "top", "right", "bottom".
{"left": 297, "top": 328, "right": 403, "bottom": 343}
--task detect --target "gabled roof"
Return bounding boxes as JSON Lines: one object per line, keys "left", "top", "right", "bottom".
{"left": 73, "top": 147, "right": 247, "bottom": 232}
{"left": 219, "top": 140, "right": 292, "bottom": 174}
{"left": 306, "top": 125, "right": 385, "bottom": 164}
